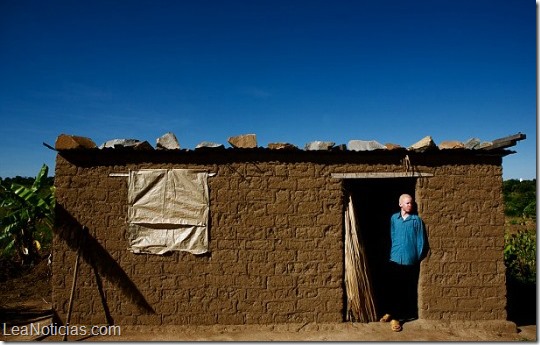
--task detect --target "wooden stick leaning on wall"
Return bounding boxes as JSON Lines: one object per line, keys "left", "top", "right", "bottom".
{"left": 62, "top": 226, "right": 88, "bottom": 341}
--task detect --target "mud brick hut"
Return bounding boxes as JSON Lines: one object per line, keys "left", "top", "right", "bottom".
{"left": 51, "top": 132, "right": 525, "bottom": 327}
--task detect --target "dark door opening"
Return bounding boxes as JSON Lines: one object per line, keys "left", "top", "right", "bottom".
{"left": 344, "top": 177, "right": 417, "bottom": 319}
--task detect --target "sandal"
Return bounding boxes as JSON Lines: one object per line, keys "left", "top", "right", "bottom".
{"left": 379, "top": 313, "right": 392, "bottom": 322}
{"left": 390, "top": 319, "right": 402, "bottom": 332}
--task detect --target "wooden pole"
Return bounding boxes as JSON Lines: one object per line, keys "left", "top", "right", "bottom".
{"left": 62, "top": 226, "right": 87, "bottom": 341}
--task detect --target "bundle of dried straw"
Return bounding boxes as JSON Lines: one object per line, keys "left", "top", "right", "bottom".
{"left": 344, "top": 194, "right": 377, "bottom": 322}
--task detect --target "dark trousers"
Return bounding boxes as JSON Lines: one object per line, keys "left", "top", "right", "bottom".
{"left": 385, "top": 261, "right": 420, "bottom": 321}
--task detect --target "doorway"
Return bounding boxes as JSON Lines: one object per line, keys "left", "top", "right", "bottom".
{"left": 344, "top": 177, "right": 417, "bottom": 320}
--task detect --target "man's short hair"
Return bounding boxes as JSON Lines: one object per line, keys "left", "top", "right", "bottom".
{"left": 399, "top": 194, "right": 413, "bottom": 204}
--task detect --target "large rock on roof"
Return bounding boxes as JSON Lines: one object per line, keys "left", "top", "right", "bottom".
{"left": 55, "top": 134, "right": 97, "bottom": 150}
{"left": 99, "top": 138, "right": 150, "bottom": 149}
{"left": 347, "top": 140, "right": 386, "bottom": 151}
{"left": 156, "top": 132, "right": 180, "bottom": 150}
{"left": 228, "top": 134, "right": 258, "bottom": 148}
{"left": 408, "top": 136, "right": 437, "bottom": 152}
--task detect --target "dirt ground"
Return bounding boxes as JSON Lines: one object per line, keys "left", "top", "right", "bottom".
{"left": 0, "top": 253, "right": 536, "bottom": 342}
{"left": 0, "top": 308, "right": 536, "bottom": 341}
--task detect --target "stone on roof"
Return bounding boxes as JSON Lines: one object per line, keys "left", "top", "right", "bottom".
{"left": 408, "top": 136, "right": 437, "bottom": 152}
{"left": 156, "top": 132, "right": 180, "bottom": 150}
{"left": 347, "top": 140, "right": 386, "bottom": 151}
{"left": 228, "top": 134, "right": 257, "bottom": 148}
{"left": 98, "top": 139, "right": 154, "bottom": 150}
{"left": 384, "top": 143, "right": 403, "bottom": 150}
{"left": 195, "top": 141, "right": 225, "bottom": 149}
{"left": 132, "top": 141, "right": 154, "bottom": 150}
{"left": 268, "top": 142, "right": 298, "bottom": 150}
{"left": 464, "top": 138, "right": 481, "bottom": 149}
{"left": 55, "top": 134, "right": 96, "bottom": 150}
{"left": 439, "top": 141, "right": 464, "bottom": 150}
{"left": 304, "top": 141, "right": 335, "bottom": 151}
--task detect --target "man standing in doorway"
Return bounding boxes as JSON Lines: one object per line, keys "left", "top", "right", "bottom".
{"left": 379, "top": 194, "right": 427, "bottom": 332}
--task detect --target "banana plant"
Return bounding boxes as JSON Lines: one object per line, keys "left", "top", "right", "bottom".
{"left": 0, "top": 164, "right": 55, "bottom": 266}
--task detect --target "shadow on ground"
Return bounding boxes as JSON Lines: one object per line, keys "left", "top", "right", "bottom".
{"left": 0, "top": 303, "right": 53, "bottom": 326}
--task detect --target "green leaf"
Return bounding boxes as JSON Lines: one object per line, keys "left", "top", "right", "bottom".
{"left": 32, "top": 164, "right": 49, "bottom": 191}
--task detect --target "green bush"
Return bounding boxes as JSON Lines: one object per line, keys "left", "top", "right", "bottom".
{"left": 0, "top": 164, "right": 55, "bottom": 265}
{"left": 503, "top": 179, "right": 536, "bottom": 218}
{"left": 523, "top": 200, "right": 536, "bottom": 219}
{"left": 504, "top": 229, "right": 536, "bottom": 284}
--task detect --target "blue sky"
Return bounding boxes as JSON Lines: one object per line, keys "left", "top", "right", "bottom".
{"left": 0, "top": 0, "right": 535, "bottom": 179}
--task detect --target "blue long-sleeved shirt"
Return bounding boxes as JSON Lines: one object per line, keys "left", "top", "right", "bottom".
{"left": 389, "top": 212, "right": 425, "bottom": 265}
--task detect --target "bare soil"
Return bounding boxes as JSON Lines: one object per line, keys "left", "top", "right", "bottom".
{"left": 0, "top": 252, "right": 536, "bottom": 342}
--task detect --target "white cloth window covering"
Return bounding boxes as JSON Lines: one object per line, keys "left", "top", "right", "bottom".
{"left": 127, "top": 169, "right": 209, "bottom": 255}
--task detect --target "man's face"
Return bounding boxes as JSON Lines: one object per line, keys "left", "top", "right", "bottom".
{"left": 400, "top": 197, "right": 413, "bottom": 213}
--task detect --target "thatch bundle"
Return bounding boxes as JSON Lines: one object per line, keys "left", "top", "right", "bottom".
{"left": 344, "top": 194, "right": 377, "bottom": 322}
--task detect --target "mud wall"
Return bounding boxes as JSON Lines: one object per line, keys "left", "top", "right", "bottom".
{"left": 415, "top": 157, "right": 507, "bottom": 320}
{"left": 52, "top": 150, "right": 506, "bottom": 325}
